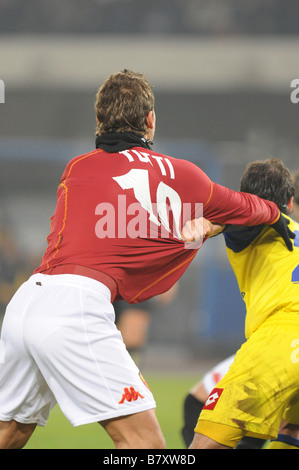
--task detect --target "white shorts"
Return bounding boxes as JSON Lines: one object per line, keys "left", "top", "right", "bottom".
{"left": 0, "top": 273, "right": 156, "bottom": 427}
{"left": 202, "top": 354, "right": 235, "bottom": 394}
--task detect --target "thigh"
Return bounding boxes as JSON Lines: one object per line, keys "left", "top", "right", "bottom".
{"left": 196, "top": 320, "right": 299, "bottom": 442}
{"left": 0, "top": 282, "right": 56, "bottom": 426}
{"left": 101, "top": 408, "right": 165, "bottom": 449}
{"left": 0, "top": 420, "right": 36, "bottom": 449}
{"left": 24, "top": 275, "right": 157, "bottom": 427}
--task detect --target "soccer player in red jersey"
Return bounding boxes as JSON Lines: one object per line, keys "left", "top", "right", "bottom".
{"left": 0, "top": 70, "right": 294, "bottom": 449}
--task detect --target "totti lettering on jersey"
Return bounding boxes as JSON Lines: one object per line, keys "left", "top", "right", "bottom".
{"left": 94, "top": 148, "right": 202, "bottom": 242}
{"left": 119, "top": 148, "right": 175, "bottom": 179}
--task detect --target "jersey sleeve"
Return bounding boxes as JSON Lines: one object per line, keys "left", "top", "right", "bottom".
{"left": 174, "top": 158, "right": 280, "bottom": 226}
{"left": 203, "top": 181, "right": 279, "bottom": 226}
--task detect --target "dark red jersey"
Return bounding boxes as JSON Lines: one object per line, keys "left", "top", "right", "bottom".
{"left": 35, "top": 135, "right": 279, "bottom": 303}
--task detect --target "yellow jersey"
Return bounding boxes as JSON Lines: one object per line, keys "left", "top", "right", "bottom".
{"left": 224, "top": 216, "right": 299, "bottom": 338}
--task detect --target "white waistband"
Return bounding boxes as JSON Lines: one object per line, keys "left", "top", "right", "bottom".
{"left": 29, "top": 273, "right": 112, "bottom": 301}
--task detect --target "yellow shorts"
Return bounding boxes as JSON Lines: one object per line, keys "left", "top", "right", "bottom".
{"left": 195, "top": 313, "right": 299, "bottom": 447}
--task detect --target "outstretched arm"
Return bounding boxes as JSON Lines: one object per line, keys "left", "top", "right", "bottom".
{"left": 181, "top": 213, "right": 295, "bottom": 252}
{"left": 175, "top": 160, "right": 295, "bottom": 249}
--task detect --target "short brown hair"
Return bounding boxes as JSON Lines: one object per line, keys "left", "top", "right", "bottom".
{"left": 240, "top": 158, "right": 295, "bottom": 214}
{"left": 293, "top": 171, "right": 299, "bottom": 206}
{"left": 95, "top": 69, "right": 154, "bottom": 136}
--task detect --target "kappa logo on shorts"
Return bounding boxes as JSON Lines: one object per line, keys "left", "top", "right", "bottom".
{"left": 203, "top": 387, "right": 224, "bottom": 410}
{"left": 118, "top": 386, "right": 145, "bottom": 404}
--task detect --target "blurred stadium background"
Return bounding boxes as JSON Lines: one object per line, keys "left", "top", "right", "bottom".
{"left": 0, "top": 0, "right": 299, "bottom": 377}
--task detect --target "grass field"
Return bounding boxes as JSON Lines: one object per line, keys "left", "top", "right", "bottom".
{"left": 24, "top": 372, "right": 199, "bottom": 449}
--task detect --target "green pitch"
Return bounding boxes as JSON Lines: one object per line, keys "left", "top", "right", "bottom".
{"left": 24, "top": 372, "right": 199, "bottom": 449}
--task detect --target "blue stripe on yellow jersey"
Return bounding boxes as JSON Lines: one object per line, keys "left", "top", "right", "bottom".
{"left": 224, "top": 216, "right": 299, "bottom": 338}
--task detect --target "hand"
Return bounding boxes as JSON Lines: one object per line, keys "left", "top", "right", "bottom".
{"left": 181, "top": 217, "right": 225, "bottom": 242}
{"left": 269, "top": 213, "right": 295, "bottom": 251}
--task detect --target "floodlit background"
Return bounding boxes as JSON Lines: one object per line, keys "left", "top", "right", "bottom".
{"left": 0, "top": 0, "right": 299, "bottom": 374}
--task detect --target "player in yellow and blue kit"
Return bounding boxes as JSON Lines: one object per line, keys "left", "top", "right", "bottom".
{"left": 188, "top": 158, "right": 299, "bottom": 449}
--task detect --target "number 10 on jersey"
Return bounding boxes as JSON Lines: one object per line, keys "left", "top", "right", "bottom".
{"left": 95, "top": 168, "right": 203, "bottom": 246}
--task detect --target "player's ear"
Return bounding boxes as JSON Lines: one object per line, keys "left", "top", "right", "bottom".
{"left": 146, "top": 110, "right": 155, "bottom": 129}
{"left": 288, "top": 196, "right": 294, "bottom": 213}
